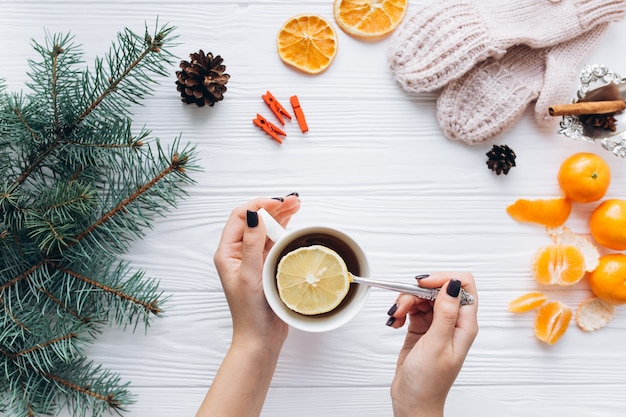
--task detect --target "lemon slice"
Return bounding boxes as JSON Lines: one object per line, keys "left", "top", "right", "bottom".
{"left": 276, "top": 245, "right": 351, "bottom": 315}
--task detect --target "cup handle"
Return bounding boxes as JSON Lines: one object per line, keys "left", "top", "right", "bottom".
{"left": 257, "top": 208, "right": 286, "bottom": 242}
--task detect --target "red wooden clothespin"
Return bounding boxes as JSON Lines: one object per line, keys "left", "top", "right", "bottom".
{"left": 253, "top": 113, "right": 286, "bottom": 144}
{"left": 290, "top": 95, "right": 308, "bottom": 133}
{"left": 262, "top": 90, "right": 292, "bottom": 125}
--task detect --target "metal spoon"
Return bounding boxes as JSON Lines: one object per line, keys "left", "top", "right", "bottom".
{"left": 350, "top": 274, "right": 475, "bottom": 306}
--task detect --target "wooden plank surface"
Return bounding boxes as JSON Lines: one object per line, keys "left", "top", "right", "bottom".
{"left": 2, "top": 1, "right": 626, "bottom": 416}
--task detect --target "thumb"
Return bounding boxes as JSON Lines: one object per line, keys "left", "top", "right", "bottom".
{"left": 535, "top": 24, "right": 608, "bottom": 126}
{"left": 240, "top": 210, "right": 267, "bottom": 278}
{"left": 426, "top": 279, "right": 462, "bottom": 348}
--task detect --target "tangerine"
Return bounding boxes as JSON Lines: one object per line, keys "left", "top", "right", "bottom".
{"left": 589, "top": 199, "right": 626, "bottom": 251}
{"left": 532, "top": 244, "right": 586, "bottom": 286}
{"left": 547, "top": 226, "right": 600, "bottom": 273}
{"left": 535, "top": 301, "right": 572, "bottom": 345}
{"left": 557, "top": 152, "right": 610, "bottom": 203}
{"left": 588, "top": 254, "right": 626, "bottom": 305}
{"left": 506, "top": 197, "right": 571, "bottom": 227}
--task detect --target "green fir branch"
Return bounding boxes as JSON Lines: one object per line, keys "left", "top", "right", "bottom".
{"left": 0, "top": 21, "right": 195, "bottom": 417}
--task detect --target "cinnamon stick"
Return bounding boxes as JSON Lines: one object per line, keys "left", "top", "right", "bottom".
{"left": 549, "top": 100, "right": 626, "bottom": 117}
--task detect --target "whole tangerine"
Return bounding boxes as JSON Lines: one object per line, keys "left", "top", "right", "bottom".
{"left": 589, "top": 199, "right": 626, "bottom": 250}
{"left": 557, "top": 152, "right": 610, "bottom": 203}
{"left": 588, "top": 254, "right": 626, "bottom": 305}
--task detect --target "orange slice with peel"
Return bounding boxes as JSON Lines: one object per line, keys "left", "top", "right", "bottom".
{"left": 506, "top": 197, "right": 571, "bottom": 228}
{"left": 547, "top": 226, "right": 600, "bottom": 273}
{"left": 333, "top": 0, "right": 408, "bottom": 40}
{"left": 535, "top": 301, "right": 572, "bottom": 344}
{"left": 277, "top": 14, "right": 338, "bottom": 75}
{"left": 532, "top": 244, "right": 586, "bottom": 286}
{"left": 508, "top": 292, "right": 548, "bottom": 313}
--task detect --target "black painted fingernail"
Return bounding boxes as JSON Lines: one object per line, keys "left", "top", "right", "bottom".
{"left": 386, "top": 316, "right": 396, "bottom": 326}
{"left": 271, "top": 197, "right": 285, "bottom": 202}
{"left": 447, "top": 279, "right": 461, "bottom": 298}
{"left": 387, "top": 303, "right": 398, "bottom": 316}
{"left": 286, "top": 192, "right": 299, "bottom": 197}
{"left": 415, "top": 274, "right": 430, "bottom": 280}
{"left": 246, "top": 210, "right": 259, "bottom": 228}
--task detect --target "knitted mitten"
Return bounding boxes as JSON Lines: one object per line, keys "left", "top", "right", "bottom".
{"left": 388, "top": 0, "right": 624, "bottom": 93}
{"left": 436, "top": 24, "right": 608, "bottom": 145}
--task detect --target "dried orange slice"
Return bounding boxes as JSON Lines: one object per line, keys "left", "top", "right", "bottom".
{"left": 535, "top": 301, "right": 572, "bottom": 344}
{"left": 276, "top": 245, "right": 350, "bottom": 315}
{"left": 277, "top": 14, "right": 338, "bottom": 74}
{"left": 333, "top": 0, "right": 408, "bottom": 40}
{"left": 506, "top": 197, "right": 571, "bottom": 228}
{"left": 547, "top": 226, "right": 600, "bottom": 273}
{"left": 508, "top": 292, "right": 547, "bottom": 313}
{"left": 575, "top": 297, "right": 615, "bottom": 331}
{"left": 532, "top": 244, "right": 585, "bottom": 286}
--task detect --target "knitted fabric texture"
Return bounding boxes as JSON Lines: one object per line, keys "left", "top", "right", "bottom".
{"left": 436, "top": 24, "right": 609, "bottom": 144}
{"left": 388, "top": 0, "right": 625, "bottom": 93}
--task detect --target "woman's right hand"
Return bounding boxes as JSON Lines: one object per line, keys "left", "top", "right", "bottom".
{"left": 387, "top": 272, "right": 479, "bottom": 417}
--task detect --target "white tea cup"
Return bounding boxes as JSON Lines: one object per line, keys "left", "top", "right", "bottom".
{"left": 259, "top": 209, "right": 370, "bottom": 332}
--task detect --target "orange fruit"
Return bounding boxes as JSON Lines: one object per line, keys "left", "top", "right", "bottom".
{"left": 333, "top": 0, "right": 408, "bottom": 40}
{"left": 277, "top": 14, "right": 338, "bottom": 74}
{"left": 508, "top": 292, "right": 547, "bottom": 313}
{"left": 535, "top": 301, "right": 572, "bottom": 344}
{"left": 589, "top": 199, "right": 626, "bottom": 250}
{"left": 557, "top": 152, "right": 610, "bottom": 203}
{"left": 547, "top": 226, "right": 600, "bottom": 273}
{"left": 506, "top": 197, "right": 571, "bottom": 227}
{"left": 588, "top": 254, "right": 626, "bottom": 305}
{"left": 532, "top": 244, "right": 585, "bottom": 286}
{"left": 575, "top": 297, "right": 615, "bottom": 331}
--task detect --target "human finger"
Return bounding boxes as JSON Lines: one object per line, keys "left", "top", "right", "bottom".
{"left": 268, "top": 193, "right": 301, "bottom": 226}
{"left": 239, "top": 210, "right": 268, "bottom": 283}
{"left": 421, "top": 272, "right": 479, "bottom": 347}
{"left": 385, "top": 292, "right": 432, "bottom": 329}
{"left": 423, "top": 279, "right": 463, "bottom": 350}
{"left": 216, "top": 197, "right": 287, "bottom": 248}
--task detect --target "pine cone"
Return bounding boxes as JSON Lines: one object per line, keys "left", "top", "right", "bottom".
{"left": 486, "top": 144, "right": 516, "bottom": 175}
{"left": 175, "top": 50, "right": 229, "bottom": 106}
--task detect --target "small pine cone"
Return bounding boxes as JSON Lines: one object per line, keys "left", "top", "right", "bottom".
{"left": 175, "top": 50, "right": 230, "bottom": 106}
{"left": 486, "top": 144, "right": 516, "bottom": 175}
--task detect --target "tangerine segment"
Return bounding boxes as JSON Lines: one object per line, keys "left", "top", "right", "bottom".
{"left": 532, "top": 245, "right": 585, "bottom": 286}
{"left": 506, "top": 197, "right": 571, "bottom": 227}
{"left": 334, "top": 0, "right": 408, "bottom": 39}
{"left": 277, "top": 14, "right": 338, "bottom": 74}
{"left": 575, "top": 297, "right": 615, "bottom": 332}
{"left": 588, "top": 254, "right": 626, "bottom": 305}
{"left": 557, "top": 152, "right": 610, "bottom": 203}
{"left": 589, "top": 199, "right": 626, "bottom": 251}
{"left": 508, "top": 292, "right": 548, "bottom": 313}
{"left": 276, "top": 245, "right": 350, "bottom": 315}
{"left": 535, "top": 301, "right": 572, "bottom": 345}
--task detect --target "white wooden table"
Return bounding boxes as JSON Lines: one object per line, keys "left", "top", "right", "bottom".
{"left": 2, "top": 1, "right": 626, "bottom": 416}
